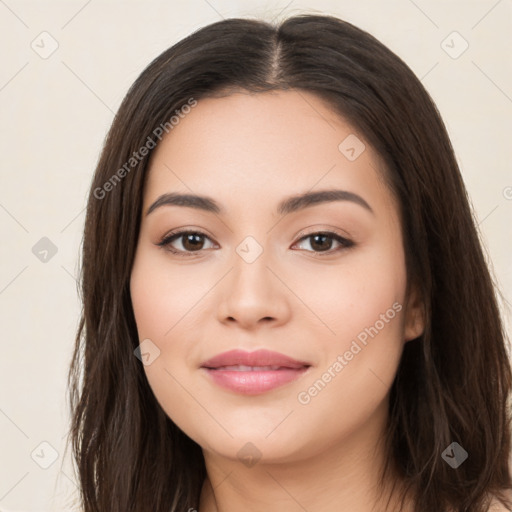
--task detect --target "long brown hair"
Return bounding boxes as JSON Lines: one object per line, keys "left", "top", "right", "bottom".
{"left": 67, "top": 14, "right": 512, "bottom": 511}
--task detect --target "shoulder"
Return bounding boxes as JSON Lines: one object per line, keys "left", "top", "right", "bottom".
{"left": 488, "top": 503, "right": 510, "bottom": 511}
{"left": 487, "top": 492, "right": 512, "bottom": 511}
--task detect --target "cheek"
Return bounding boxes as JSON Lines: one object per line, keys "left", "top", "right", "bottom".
{"left": 292, "top": 237, "right": 407, "bottom": 358}
{"left": 291, "top": 243, "right": 407, "bottom": 442}
{"left": 130, "top": 248, "right": 208, "bottom": 340}
{"left": 130, "top": 248, "right": 218, "bottom": 441}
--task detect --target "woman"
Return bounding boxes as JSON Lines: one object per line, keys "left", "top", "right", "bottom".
{"left": 67, "top": 13, "right": 512, "bottom": 512}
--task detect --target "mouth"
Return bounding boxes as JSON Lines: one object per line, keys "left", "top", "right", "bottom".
{"left": 200, "top": 349, "right": 311, "bottom": 395}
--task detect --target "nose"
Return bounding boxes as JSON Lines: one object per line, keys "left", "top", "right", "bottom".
{"left": 215, "top": 248, "right": 292, "bottom": 330}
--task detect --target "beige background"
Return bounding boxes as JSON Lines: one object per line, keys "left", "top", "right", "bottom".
{"left": 0, "top": 0, "right": 511, "bottom": 510}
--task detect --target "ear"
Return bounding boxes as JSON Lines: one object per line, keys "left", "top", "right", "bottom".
{"left": 403, "top": 285, "right": 425, "bottom": 342}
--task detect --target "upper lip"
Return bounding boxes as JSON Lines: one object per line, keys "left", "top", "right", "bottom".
{"left": 200, "top": 349, "right": 310, "bottom": 369}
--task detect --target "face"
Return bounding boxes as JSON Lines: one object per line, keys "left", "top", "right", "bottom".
{"left": 130, "top": 90, "right": 424, "bottom": 465}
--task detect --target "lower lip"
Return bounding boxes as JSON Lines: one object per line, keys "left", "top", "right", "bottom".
{"left": 201, "top": 367, "right": 310, "bottom": 395}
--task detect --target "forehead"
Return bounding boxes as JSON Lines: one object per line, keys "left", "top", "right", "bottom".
{"left": 143, "top": 90, "right": 394, "bottom": 218}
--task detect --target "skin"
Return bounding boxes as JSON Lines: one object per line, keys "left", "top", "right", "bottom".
{"left": 130, "top": 89, "right": 425, "bottom": 512}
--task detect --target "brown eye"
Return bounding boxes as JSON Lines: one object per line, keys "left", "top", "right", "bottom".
{"left": 157, "top": 230, "right": 215, "bottom": 256}
{"left": 180, "top": 233, "right": 206, "bottom": 251}
{"left": 293, "top": 232, "right": 354, "bottom": 255}
{"left": 156, "top": 229, "right": 354, "bottom": 257}
{"left": 309, "top": 233, "right": 334, "bottom": 252}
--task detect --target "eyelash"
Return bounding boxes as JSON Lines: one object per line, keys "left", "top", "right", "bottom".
{"left": 156, "top": 229, "right": 355, "bottom": 258}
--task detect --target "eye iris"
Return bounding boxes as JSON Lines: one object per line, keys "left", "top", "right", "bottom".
{"left": 183, "top": 233, "right": 204, "bottom": 251}
{"left": 310, "top": 234, "right": 332, "bottom": 252}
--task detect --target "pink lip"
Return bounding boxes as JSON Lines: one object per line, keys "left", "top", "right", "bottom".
{"left": 201, "top": 349, "right": 310, "bottom": 369}
{"left": 200, "top": 349, "right": 311, "bottom": 395}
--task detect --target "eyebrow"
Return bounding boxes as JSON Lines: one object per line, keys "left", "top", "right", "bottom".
{"left": 146, "top": 189, "right": 374, "bottom": 217}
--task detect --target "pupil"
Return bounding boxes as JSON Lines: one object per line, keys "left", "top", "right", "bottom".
{"left": 311, "top": 234, "right": 331, "bottom": 252}
{"left": 184, "top": 233, "right": 203, "bottom": 251}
